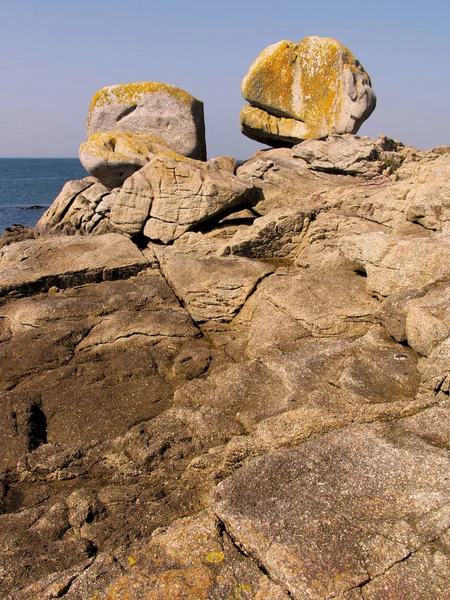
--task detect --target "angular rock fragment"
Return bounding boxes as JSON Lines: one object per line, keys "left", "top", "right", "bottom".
{"left": 340, "top": 231, "right": 450, "bottom": 298}
{"left": 156, "top": 247, "right": 274, "bottom": 326}
{"left": 241, "top": 36, "right": 376, "bottom": 146}
{"left": 292, "top": 134, "right": 404, "bottom": 178}
{"left": 221, "top": 207, "right": 311, "bottom": 258}
{"left": 36, "top": 177, "right": 115, "bottom": 236}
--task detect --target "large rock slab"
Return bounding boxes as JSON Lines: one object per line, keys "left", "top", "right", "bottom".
{"left": 175, "top": 326, "right": 421, "bottom": 431}
{"left": 0, "top": 271, "right": 205, "bottom": 447}
{"left": 241, "top": 36, "right": 376, "bottom": 145}
{"left": 214, "top": 416, "right": 450, "bottom": 599}
{"left": 86, "top": 82, "right": 206, "bottom": 160}
{"left": 340, "top": 231, "right": 450, "bottom": 298}
{"left": 0, "top": 234, "right": 148, "bottom": 299}
{"left": 110, "top": 155, "right": 257, "bottom": 242}
{"left": 230, "top": 268, "right": 379, "bottom": 357}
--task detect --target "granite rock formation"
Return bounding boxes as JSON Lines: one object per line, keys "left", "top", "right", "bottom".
{"left": 241, "top": 36, "right": 376, "bottom": 146}
{"left": 2, "top": 132, "right": 449, "bottom": 599}
{"left": 79, "top": 82, "right": 207, "bottom": 187}
{"left": 1, "top": 37, "right": 449, "bottom": 596}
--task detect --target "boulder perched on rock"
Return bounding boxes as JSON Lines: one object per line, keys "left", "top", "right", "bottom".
{"left": 79, "top": 82, "right": 207, "bottom": 186}
{"left": 86, "top": 82, "right": 206, "bottom": 159}
{"left": 241, "top": 36, "right": 376, "bottom": 146}
{"left": 79, "top": 131, "right": 176, "bottom": 189}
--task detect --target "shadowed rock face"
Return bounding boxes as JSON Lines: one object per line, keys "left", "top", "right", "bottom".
{"left": 1, "top": 136, "right": 450, "bottom": 599}
{"left": 241, "top": 36, "right": 376, "bottom": 146}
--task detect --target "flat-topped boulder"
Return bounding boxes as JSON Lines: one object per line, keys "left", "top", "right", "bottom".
{"left": 241, "top": 36, "right": 376, "bottom": 146}
{"left": 0, "top": 234, "right": 149, "bottom": 299}
{"left": 85, "top": 82, "right": 206, "bottom": 160}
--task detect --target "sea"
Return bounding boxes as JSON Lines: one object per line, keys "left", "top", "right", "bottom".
{"left": 0, "top": 159, "right": 89, "bottom": 236}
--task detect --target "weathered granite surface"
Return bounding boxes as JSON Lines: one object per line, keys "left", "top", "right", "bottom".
{"left": 241, "top": 36, "right": 376, "bottom": 146}
{"left": 1, "top": 134, "right": 449, "bottom": 599}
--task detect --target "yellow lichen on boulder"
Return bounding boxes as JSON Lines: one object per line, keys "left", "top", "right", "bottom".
{"left": 242, "top": 41, "right": 299, "bottom": 119}
{"left": 79, "top": 131, "right": 202, "bottom": 189}
{"left": 85, "top": 82, "right": 207, "bottom": 161}
{"left": 241, "top": 36, "right": 376, "bottom": 146}
{"left": 89, "top": 82, "right": 196, "bottom": 113}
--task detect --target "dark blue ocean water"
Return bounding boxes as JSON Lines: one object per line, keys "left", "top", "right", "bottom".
{"left": 0, "top": 159, "right": 89, "bottom": 236}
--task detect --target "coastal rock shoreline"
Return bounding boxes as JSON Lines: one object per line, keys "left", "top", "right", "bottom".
{"left": 1, "top": 132, "right": 449, "bottom": 599}
{"left": 1, "top": 33, "right": 449, "bottom": 596}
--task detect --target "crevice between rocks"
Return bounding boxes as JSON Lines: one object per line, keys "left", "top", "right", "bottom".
{"left": 215, "top": 516, "right": 295, "bottom": 599}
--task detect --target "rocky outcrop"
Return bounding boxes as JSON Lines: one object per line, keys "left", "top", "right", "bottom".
{"left": 241, "top": 36, "right": 376, "bottom": 146}
{"left": 2, "top": 132, "right": 450, "bottom": 599}
{"left": 110, "top": 154, "right": 257, "bottom": 242}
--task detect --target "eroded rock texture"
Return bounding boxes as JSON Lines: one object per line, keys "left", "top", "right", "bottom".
{"left": 1, "top": 135, "right": 450, "bottom": 599}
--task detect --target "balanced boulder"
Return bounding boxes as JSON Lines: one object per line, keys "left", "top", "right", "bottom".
{"left": 86, "top": 82, "right": 206, "bottom": 159}
{"left": 241, "top": 36, "right": 376, "bottom": 146}
{"left": 79, "top": 82, "right": 207, "bottom": 186}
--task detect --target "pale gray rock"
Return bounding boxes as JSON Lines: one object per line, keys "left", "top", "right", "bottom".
{"left": 214, "top": 418, "right": 450, "bottom": 599}
{"left": 292, "top": 134, "right": 404, "bottom": 178}
{"left": 36, "top": 177, "right": 116, "bottom": 236}
{"left": 110, "top": 155, "right": 256, "bottom": 242}
{"left": 404, "top": 183, "right": 450, "bottom": 231}
{"left": 0, "top": 234, "right": 148, "bottom": 299}
{"left": 340, "top": 231, "right": 450, "bottom": 298}
{"left": 86, "top": 82, "right": 206, "bottom": 160}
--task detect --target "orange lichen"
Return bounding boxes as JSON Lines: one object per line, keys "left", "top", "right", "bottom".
{"left": 242, "top": 41, "right": 298, "bottom": 118}
{"left": 89, "top": 82, "right": 198, "bottom": 114}
{"left": 241, "top": 35, "right": 374, "bottom": 141}
{"left": 297, "top": 37, "right": 343, "bottom": 138}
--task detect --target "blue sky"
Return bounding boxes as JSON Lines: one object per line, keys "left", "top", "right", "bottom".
{"left": 1, "top": 0, "right": 449, "bottom": 158}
